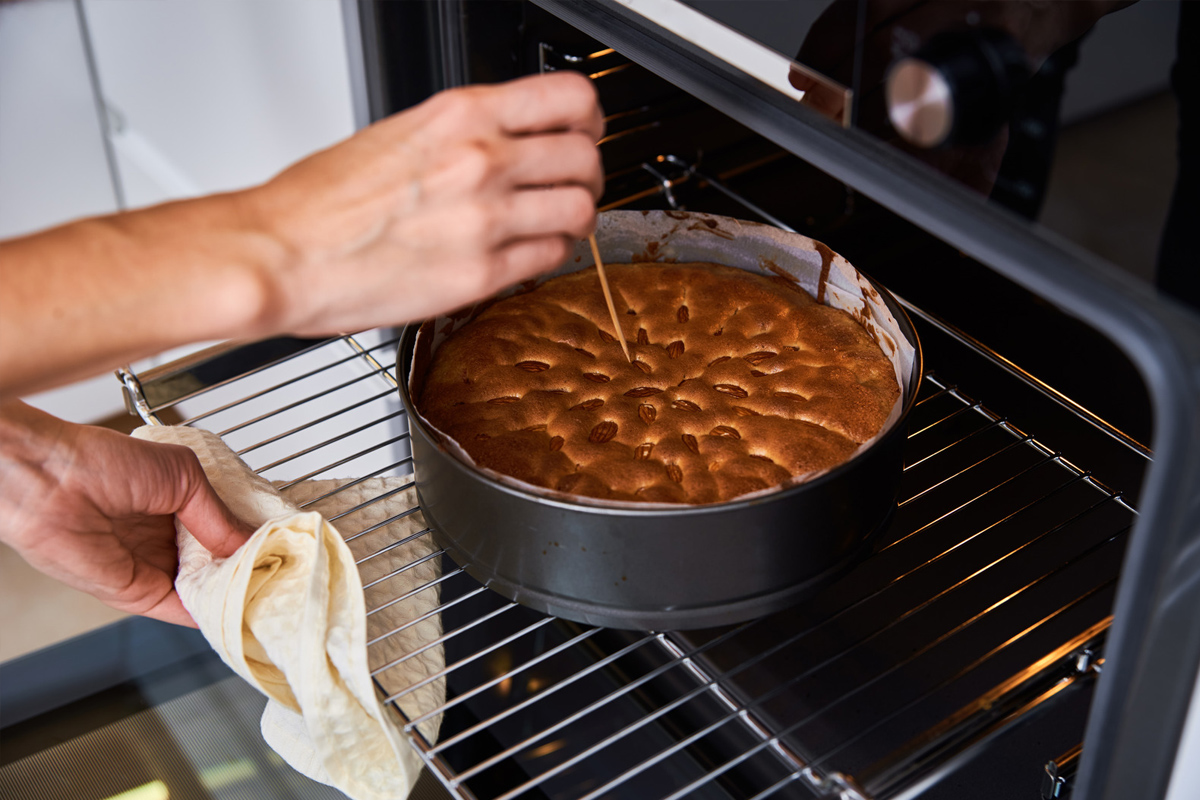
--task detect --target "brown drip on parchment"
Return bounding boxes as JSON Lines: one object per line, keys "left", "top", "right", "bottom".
{"left": 815, "top": 242, "right": 835, "bottom": 305}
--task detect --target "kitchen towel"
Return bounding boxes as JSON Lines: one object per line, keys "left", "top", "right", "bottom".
{"left": 132, "top": 425, "right": 443, "bottom": 800}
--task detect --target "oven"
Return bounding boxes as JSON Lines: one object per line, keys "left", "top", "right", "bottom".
{"left": 9, "top": 2, "right": 1199, "bottom": 799}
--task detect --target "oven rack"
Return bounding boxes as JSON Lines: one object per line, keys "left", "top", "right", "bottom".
{"left": 115, "top": 153, "right": 1151, "bottom": 799}
{"left": 121, "top": 321, "right": 1132, "bottom": 800}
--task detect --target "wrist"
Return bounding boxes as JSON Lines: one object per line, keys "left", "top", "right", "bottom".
{"left": 0, "top": 401, "right": 85, "bottom": 478}
{"left": 206, "top": 188, "right": 295, "bottom": 340}
{"left": 0, "top": 401, "right": 71, "bottom": 549}
{"left": 225, "top": 183, "right": 308, "bottom": 338}
{"left": 104, "top": 190, "right": 294, "bottom": 345}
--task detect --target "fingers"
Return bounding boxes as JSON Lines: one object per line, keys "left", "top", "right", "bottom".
{"left": 496, "top": 236, "right": 573, "bottom": 282}
{"left": 495, "top": 185, "right": 597, "bottom": 243}
{"left": 89, "top": 554, "right": 198, "bottom": 628}
{"left": 420, "top": 95, "right": 605, "bottom": 203}
{"left": 790, "top": 66, "right": 849, "bottom": 123}
{"left": 406, "top": 179, "right": 595, "bottom": 256}
{"left": 137, "top": 587, "right": 198, "bottom": 628}
{"left": 504, "top": 132, "right": 606, "bottom": 201}
{"left": 489, "top": 71, "right": 605, "bottom": 141}
{"left": 169, "top": 447, "right": 255, "bottom": 558}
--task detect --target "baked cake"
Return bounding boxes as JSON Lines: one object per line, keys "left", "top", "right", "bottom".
{"left": 418, "top": 262, "right": 900, "bottom": 504}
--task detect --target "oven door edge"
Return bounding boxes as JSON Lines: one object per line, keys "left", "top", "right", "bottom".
{"left": 349, "top": 3, "right": 1200, "bottom": 798}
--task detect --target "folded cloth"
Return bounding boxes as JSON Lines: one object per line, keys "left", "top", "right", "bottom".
{"left": 133, "top": 426, "right": 443, "bottom": 800}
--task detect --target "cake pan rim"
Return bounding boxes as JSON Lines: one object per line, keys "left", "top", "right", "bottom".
{"left": 396, "top": 272, "right": 922, "bottom": 517}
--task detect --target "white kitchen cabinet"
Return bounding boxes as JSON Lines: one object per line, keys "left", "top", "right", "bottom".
{"left": 2, "top": 0, "right": 355, "bottom": 423}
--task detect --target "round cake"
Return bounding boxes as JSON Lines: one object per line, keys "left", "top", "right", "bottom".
{"left": 417, "top": 262, "right": 900, "bottom": 504}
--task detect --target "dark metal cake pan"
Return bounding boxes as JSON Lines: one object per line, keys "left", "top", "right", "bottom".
{"left": 396, "top": 212, "right": 922, "bottom": 630}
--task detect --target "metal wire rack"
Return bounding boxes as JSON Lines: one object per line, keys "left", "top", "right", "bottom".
{"left": 117, "top": 155, "right": 1145, "bottom": 799}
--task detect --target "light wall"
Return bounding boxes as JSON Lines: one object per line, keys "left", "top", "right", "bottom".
{"left": 0, "top": 0, "right": 356, "bottom": 422}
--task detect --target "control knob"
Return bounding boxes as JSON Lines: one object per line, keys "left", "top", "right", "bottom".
{"left": 885, "top": 28, "right": 1030, "bottom": 149}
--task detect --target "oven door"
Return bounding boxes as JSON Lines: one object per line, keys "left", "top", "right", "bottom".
{"left": 352, "top": 2, "right": 1200, "bottom": 799}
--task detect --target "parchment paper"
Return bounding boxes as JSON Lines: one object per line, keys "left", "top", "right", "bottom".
{"left": 409, "top": 210, "right": 917, "bottom": 508}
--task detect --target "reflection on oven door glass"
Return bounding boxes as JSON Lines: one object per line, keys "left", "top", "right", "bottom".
{"left": 631, "top": 0, "right": 850, "bottom": 126}
{"left": 679, "top": 0, "right": 1191, "bottom": 306}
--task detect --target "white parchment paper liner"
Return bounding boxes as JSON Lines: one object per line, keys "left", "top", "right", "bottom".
{"left": 408, "top": 210, "right": 917, "bottom": 509}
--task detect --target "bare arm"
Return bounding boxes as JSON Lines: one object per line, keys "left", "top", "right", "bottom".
{"left": 0, "top": 193, "right": 281, "bottom": 398}
{"left": 0, "top": 71, "right": 605, "bottom": 401}
{"left": 0, "top": 72, "right": 604, "bottom": 627}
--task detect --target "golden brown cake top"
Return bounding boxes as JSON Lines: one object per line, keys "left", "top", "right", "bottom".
{"left": 418, "top": 262, "right": 900, "bottom": 504}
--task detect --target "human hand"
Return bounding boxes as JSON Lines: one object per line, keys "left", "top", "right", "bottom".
{"left": 246, "top": 70, "right": 606, "bottom": 337}
{"left": 0, "top": 72, "right": 604, "bottom": 402}
{"left": 0, "top": 402, "right": 253, "bottom": 627}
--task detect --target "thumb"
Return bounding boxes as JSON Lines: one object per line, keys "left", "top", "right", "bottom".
{"left": 140, "top": 587, "right": 199, "bottom": 629}
{"left": 172, "top": 451, "right": 256, "bottom": 558}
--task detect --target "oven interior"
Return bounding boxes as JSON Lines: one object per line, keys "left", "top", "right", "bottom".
{"left": 95, "top": 1, "right": 1200, "bottom": 799}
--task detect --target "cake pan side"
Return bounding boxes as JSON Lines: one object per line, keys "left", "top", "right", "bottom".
{"left": 398, "top": 303, "right": 921, "bottom": 630}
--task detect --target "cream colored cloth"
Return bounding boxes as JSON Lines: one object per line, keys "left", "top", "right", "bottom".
{"left": 132, "top": 426, "right": 443, "bottom": 800}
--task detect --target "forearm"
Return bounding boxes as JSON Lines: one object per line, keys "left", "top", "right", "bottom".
{"left": 0, "top": 190, "right": 285, "bottom": 401}
{"left": 0, "top": 73, "right": 604, "bottom": 403}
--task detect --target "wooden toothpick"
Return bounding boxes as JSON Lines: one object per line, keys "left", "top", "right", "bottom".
{"left": 589, "top": 233, "right": 631, "bottom": 363}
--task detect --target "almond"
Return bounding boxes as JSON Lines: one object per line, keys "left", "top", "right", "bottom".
{"left": 714, "top": 384, "right": 748, "bottom": 399}
{"left": 589, "top": 421, "right": 618, "bottom": 443}
{"left": 744, "top": 351, "right": 777, "bottom": 365}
